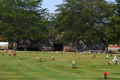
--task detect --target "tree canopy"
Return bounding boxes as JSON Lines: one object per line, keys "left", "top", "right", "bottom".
{"left": 0, "top": 0, "right": 48, "bottom": 50}
{"left": 55, "top": 0, "right": 114, "bottom": 50}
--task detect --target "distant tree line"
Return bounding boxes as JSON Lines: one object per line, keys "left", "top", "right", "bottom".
{"left": 0, "top": 0, "right": 120, "bottom": 51}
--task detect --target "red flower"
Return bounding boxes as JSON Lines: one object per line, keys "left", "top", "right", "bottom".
{"left": 104, "top": 72, "right": 107, "bottom": 75}
{"left": 108, "top": 62, "right": 110, "bottom": 64}
{"left": 13, "top": 53, "right": 16, "bottom": 57}
{"left": 74, "top": 52, "right": 76, "bottom": 55}
{"left": 78, "top": 56, "right": 81, "bottom": 59}
{"left": 92, "top": 56, "right": 94, "bottom": 58}
{"left": 36, "top": 52, "right": 38, "bottom": 54}
{"left": 40, "top": 57, "right": 42, "bottom": 60}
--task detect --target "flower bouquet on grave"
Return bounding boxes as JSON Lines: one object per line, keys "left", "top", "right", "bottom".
{"left": 106, "top": 55, "right": 109, "bottom": 59}
{"left": 104, "top": 72, "right": 107, "bottom": 79}
{"left": 39, "top": 56, "right": 42, "bottom": 62}
{"left": 71, "top": 60, "right": 76, "bottom": 69}
{"left": 74, "top": 52, "right": 76, "bottom": 55}
{"left": 51, "top": 51, "right": 53, "bottom": 54}
{"left": 92, "top": 56, "right": 94, "bottom": 59}
{"left": 108, "top": 62, "right": 111, "bottom": 66}
{"left": 78, "top": 56, "right": 81, "bottom": 59}
{"left": 98, "top": 52, "right": 100, "bottom": 55}
{"left": 113, "top": 56, "right": 119, "bottom": 64}
{"left": 72, "top": 54, "right": 74, "bottom": 56}
{"left": 13, "top": 53, "right": 16, "bottom": 57}
{"left": 88, "top": 51, "right": 91, "bottom": 55}
{"left": 36, "top": 52, "right": 38, "bottom": 54}
{"left": 52, "top": 56, "right": 54, "bottom": 60}
{"left": 9, "top": 53, "right": 12, "bottom": 56}
{"left": 36, "top": 57, "right": 38, "bottom": 60}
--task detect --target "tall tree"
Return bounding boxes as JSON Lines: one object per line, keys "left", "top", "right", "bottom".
{"left": 55, "top": 0, "right": 114, "bottom": 51}
{"left": 0, "top": 0, "right": 48, "bottom": 50}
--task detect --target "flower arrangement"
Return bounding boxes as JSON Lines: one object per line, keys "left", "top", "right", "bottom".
{"left": 78, "top": 56, "right": 81, "bottom": 59}
{"left": 106, "top": 55, "right": 109, "bottom": 59}
{"left": 36, "top": 57, "right": 38, "bottom": 60}
{"left": 36, "top": 52, "right": 38, "bottom": 54}
{"left": 108, "top": 62, "right": 111, "bottom": 66}
{"left": 13, "top": 53, "right": 16, "bottom": 57}
{"left": 74, "top": 52, "right": 76, "bottom": 55}
{"left": 104, "top": 72, "right": 107, "bottom": 79}
{"left": 9, "top": 53, "right": 12, "bottom": 56}
{"left": 113, "top": 56, "right": 119, "bottom": 64}
{"left": 88, "top": 51, "right": 91, "bottom": 54}
{"left": 39, "top": 56, "right": 42, "bottom": 62}
{"left": 51, "top": 51, "right": 53, "bottom": 54}
{"left": 92, "top": 56, "right": 94, "bottom": 59}
{"left": 40, "top": 56, "right": 42, "bottom": 60}
{"left": 52, "top": 56, "right": 54, "bottom": 60}
{"left": 11, "top": 50, "right": 13, "bottom": 52}
{"left": 98, "top": 53, "right": 100, "bottom": 55}
{"left": 71, "top": 60, "right": 76, "bottom": 69}
{"left": 72, "top": 54, "right": 74, "bottom": 56}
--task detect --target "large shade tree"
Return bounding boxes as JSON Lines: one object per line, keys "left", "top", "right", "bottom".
{"left": 0, "top": 0, "right": 48, "bottom": 50}
{"left": 55, "top": 0, "right": 114, "bottom": 51}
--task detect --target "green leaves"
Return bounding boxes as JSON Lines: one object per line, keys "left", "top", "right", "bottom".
{"left": 55, "top": 0, "right": 113, "bottom": 44}
{"left": 1, "top": 0, "right": 48, "bottom": 43}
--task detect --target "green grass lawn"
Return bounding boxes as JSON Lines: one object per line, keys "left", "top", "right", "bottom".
{"left": 0, "top": 51, "right": 120, "bottom": 80}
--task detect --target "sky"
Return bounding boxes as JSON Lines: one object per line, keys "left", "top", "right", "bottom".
{"left": 42, "top": 0, "right": 115, "bottom": 13}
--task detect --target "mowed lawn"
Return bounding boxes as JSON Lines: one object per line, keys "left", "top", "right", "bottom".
{"left": 0, "top": 51, "right": 120, "bottom": 80}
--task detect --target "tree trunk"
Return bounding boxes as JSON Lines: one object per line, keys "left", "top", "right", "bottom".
{"left": 104, "top": 44, "right": 108, "bottom": 54}
{"left": 13, "top": 42, "right": 16, "bottom": 51}
{"left": 86, "top": 39, "right": 91, "bottom": 51}
{"left": 75, "top": 40, "right": 78, "bottom": 52}
{"left": 24, "top": 40, "right": 27, "bottom": 51}
{"left": 38, "top": 42, "right": 40, "bottom": 51}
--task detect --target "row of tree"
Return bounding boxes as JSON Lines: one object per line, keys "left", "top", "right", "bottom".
{"left": 0, "top": 0, "right": 120, "bottom": 51}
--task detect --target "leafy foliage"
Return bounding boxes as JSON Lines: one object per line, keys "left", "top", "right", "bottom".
{"left": 55, "top": 0, "right": 114, "bottom": 50}
{"left": 0, "top": 0, "right": 48, "bottom": 50}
